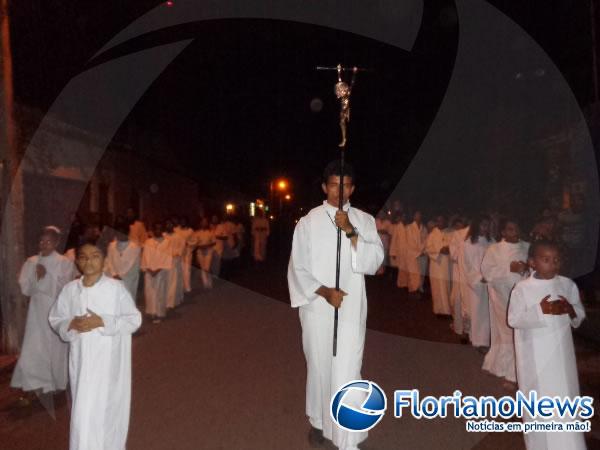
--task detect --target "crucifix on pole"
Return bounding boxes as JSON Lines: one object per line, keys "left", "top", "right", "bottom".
{"left": 316, "top": 64, "right": 368, "bottom": 356}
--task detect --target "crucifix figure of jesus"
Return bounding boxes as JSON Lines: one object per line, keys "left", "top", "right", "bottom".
{"left": 334, "top": 64, "right": 357, "bottom": 148}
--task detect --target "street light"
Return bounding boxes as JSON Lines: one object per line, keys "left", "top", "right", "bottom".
{"left": 285, "top": 194, "right": 291, "bottom": 201}
{"left": 269, "top": 178, "right": 290, "bottom": 216}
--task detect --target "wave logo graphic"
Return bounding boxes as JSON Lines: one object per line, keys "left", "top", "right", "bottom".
{"left": 330, "top": 380, "right": 387, "bottom": 432}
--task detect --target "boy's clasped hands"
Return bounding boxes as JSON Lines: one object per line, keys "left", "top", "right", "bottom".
{"left": 540, "top": 295, "right": 576, "bottom": 319}
{"left": 68, "top": 309, "right": 105, "bottom": 333}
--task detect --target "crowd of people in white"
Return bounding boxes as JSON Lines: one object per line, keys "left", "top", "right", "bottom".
{"left": 374, "top": 204, "right": 587, "bottom": 449}
{"left": 8, "top": 196, "right": 589, "bottom": 450}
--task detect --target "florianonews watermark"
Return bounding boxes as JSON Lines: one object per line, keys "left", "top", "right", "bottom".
{"left": 330, "top": 381, "right": 594, "bottom": 433}
{"left": 393, "top": 389, "right": 594, "bottom": 433}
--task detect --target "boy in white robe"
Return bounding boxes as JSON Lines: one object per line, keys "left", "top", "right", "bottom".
{"left": 405, "top": 211, "right": 428, "bottom": 298}
{"left": 49, "top": 241, "right": 141, "bottom": 450}
{"left": 508, "top": 240, "right": 586, "bottom": 450}
{"left": 288, "top": 161, "right": 384, "bottom": 450}
{"left": 105, "top": 221, "right": 141, "bottom": 301}
{"left": 449, "top": 218, "right": 469, "bottom": 341}
{"left": 425, "top": 215, "right": 452, "bottom": 315}
{"left": 11, "top": 226, "right": 73, "bottom": 398}
{"left": 462, "top": 216, "right": 494, "bottom": 350}
{"left": 251, "top": 209, "right": 270, "bottom": 262}
{"left": 481, "top": 219, "right": 529, "bottom": 383}
{"left": 141, "top": 222, "right": 172, "bottom": 323}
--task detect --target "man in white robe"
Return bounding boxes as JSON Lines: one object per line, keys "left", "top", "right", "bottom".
{"left": 481, "top": 220, "right": 529, "bottom": 382}
{"left": 141, "top": 223, "right": 172, "bottom": 322}
{"left": 425, "top": 215, "right": 452, "bottom": 315}
{"left": 288, "top": 161, "right": 383, "bottom": 450}
{"left": 508, "top": 241, "right": 585, "bottom": 450}
{"left": 251, "top": 209, "right": 270, "bottom": 262}
{"left": 11, "top": 226, "right": 73, "bottom": 395}
{"left": 49, "top": 242, "right": 141, "bottom": 450}
{"left": 448, "top": 220, "right": 468, "bottom": 339}
{"left": 405, "top": 211, "right": 428, "bottom": 297}
{"left": 105, "top": 224, "right": 141, "bottom": 301}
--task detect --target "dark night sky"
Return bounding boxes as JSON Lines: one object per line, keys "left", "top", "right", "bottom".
{"left": 9, "top": 0, "right": 595, "bottom": 212}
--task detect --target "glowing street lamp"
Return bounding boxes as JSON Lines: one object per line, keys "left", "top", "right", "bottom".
{"left": 285, "top": 194, "right": 291, "bottom": 201}
{"left": 225, "top": 203, "right": 234, "bottom": 214}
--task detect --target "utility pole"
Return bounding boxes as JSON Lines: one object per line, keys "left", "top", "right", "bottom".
{"left": 0, "top": 0, "right": 26, "bottom": 353}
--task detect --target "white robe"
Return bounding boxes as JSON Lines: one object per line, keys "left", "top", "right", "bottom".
{"left": 177, "top": 226, "right": 194, "bottom": 293}
{"left": 105, "top": 240, "right": 141, "bottom": 301}
{"left": 462, "top": 236, "right": 494, "bottom": 347}
{"left": 251, "top": 216, "right": 270, "bottom": 262}
{"left": 449, "top": 227, "right": 469, "bottom": 335}
{"left": 220, "top": 220, "right": 239, "bottom": 261}
{"left": 166, "top": 232, "right": 185, "bottom": 308}
{"left": 508, "top": 275, "right": 586, "bottom": 450}
{"left": 375, "top": 217, "right": 392, "bottom": 268}
{"left": 141, "top": 236, "right": 172, "bottom": 318}
{"left": 481, "top": 239, "right": 529, "bottom": 382}
{"left": 405, "top": 222, "right": 428, "bottom": 293}
{"left": 49, "top": 275, "right": 141, "bottom": 450}
{"left": 389, "top": 222, "right": 408, "bottom": 288}
{"left": 288, "top": 201, "right": 383, "bottom": 450}
{"left": 192, "top": 229, "right": 217, "bottom": 288}
{"left": 11, "top": 251, "right": 73, "bottom": 393}
{"left": 425, "top": 227, "right": 452, "bottom": 315}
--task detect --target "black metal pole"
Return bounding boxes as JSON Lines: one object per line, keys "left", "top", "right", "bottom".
{"left": 333, "top": 149, "right": 344, "bottom": 357}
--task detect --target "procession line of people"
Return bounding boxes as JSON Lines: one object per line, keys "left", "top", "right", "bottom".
{"left": 376, "top": 207, "right": 587, "bottom": 450}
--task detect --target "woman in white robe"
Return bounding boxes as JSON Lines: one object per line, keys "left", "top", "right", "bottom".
{"left": 49, "top": 242, "right": 141, "bottom": 450}
{"left": 105, "top": 236, "right": 141, "bottom": 301}
{"left": 11, "top": 227, "right": 73, "bottom": 394}
{"left": 141, "top": 223, "right": 172, "bottom": 322}
{"left": 288, "top": 166, "right": 383, "bottom": 450}
{"left": 481, "top": 220, "right": 529, "bottom": 382}
{"left": 508, "top": 241, "right": 585, "bottom": 450}
{"left": 425, "top": 216, "right": 452, "bottom": 315}
{"left": 405, "top": 211, "right": 428, "bottom": 295}
{"left": 462, "top": 216, "right": 494, "bottom": 348}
